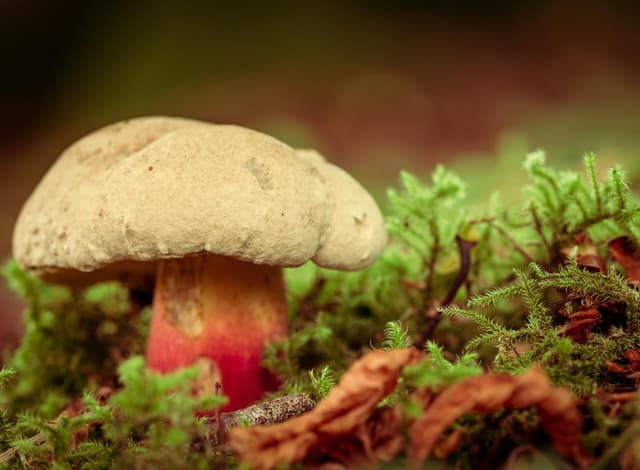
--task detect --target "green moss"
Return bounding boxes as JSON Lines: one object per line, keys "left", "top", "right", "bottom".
{"left": 1, "top": 357, "right": 226, "bottom": 468}
{"left": 3, "top": 152, "right": 640, "bottom": 467}
{"left": 1, "top": 262, "right": 149, "bottom": 417}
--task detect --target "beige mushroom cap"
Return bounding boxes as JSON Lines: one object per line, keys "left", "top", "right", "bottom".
{"left": 13, "top": 117, "right": 387, "bottom": 285}
{"left": 296, "top": 149, "right": 387, "bottom": 270}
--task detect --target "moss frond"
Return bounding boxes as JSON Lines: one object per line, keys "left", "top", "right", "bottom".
{"left": 308, "top": 365, "right": 336, "bottom": 401}
{"left": 381, "top": 321, "right": 412, "bottom": 350}
{"left": 1, "top": 260, "right": 149, "bottom": 417}
{"left": 3, "top": 151, "right": 640, "bottom": 467}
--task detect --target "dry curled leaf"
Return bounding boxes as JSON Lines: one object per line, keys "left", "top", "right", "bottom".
{"left": 432, "top": 428, "right": 464, "bottom": 459}
{"left": 230, "top": 348, "right": 422, "bottom": 470}
{"left": 305, "top": 406, "right": 405, "bottom": 469}
{"left": 408, "top": 366, "right": 591, "bottom": 468}
{"left": 559, "top": 308, "right": 602, "bottom": 343}
{"left": 562, "top": 233, "right": 605, "bottom": 273}
{"left": 576, "top": 253, "right": 606, "bottom": 273}
{"left": 609, "top": 236, "right": 640, "bottom": 284}
{"left": 607, "top": 349, "right": 640, "bottom": 385}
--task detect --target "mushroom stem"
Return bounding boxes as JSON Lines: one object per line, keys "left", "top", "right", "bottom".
{"left": 145, "top": 254, "right": 288, "bottom": 411}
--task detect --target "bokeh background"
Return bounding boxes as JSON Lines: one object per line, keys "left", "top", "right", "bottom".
{"left": 2, "top": 1, "right": 640, "bottom": 351}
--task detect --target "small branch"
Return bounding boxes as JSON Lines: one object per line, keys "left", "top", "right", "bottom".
{"left": 587, "top": 156, "right": 603, "bottom": 215}
{"left": 423, "top": 219, "right": 441, "bottom": 301}
{"left": 529, "top": 205, "right": 555, "bottom": 264}
{"left": 422, "top": 235, "right": 477, "bottom": 341}
{"left": 203, "top": 393, "right": 315, "bottom": 447}
{"left": 0, "top": 394, "right": 315, "bottom": 465}
{"left": 469, "top": 218, "right": 533, "bottom": 263}
{"left": 442, "top": 237, "right": 478, "bottom": 307}
{"left": 0, "top": 420, "right": 55, "bottom": 464}
{"left": 569, "top": 210, "right": 617, "bottom": 238}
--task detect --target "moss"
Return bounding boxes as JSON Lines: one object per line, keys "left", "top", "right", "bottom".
{"left": 1, "top": 262, "right": 149, "bottom": 417}
{"left": 2, "top": 152, "right": 640, "bottom": 467}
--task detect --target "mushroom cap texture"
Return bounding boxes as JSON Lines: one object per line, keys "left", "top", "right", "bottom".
{"left": 13, "top": 116, "right": 387, "bottom": 285}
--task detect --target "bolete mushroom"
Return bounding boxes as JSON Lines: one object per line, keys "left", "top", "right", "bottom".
{"left": 12, "top": 117, "right": 387, "bottom": 410}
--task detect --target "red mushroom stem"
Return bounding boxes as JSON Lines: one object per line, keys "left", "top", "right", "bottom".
{"left": 145, "top": 254, "right": 288, "bottom": 411}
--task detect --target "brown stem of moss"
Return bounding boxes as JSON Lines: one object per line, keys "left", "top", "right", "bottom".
{"left": 421, "top": 235, "right": 477, "bottom": 342}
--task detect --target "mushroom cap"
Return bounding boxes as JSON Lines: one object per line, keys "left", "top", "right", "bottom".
{"left": 13, "top": 117, "right": 387, "bottom": 285}
{"left": 296, "top": 149, "right": 387, "bottom": 270}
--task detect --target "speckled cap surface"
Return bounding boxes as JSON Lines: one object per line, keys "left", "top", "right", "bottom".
{"left": 13, "top": 117, "right": 387, "bottom": 285}
{"left": 296, "top": 149, "right": 386, "bottom": 270}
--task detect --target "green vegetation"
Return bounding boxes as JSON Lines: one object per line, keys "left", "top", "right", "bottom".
{"left": 0, "top": 262, "right": 148, "bottom": 417}
{"left": 0, "top": 357, "right": 226, "bottom": 469}
{"left": 2, "top": 151, "right": 640, "bottom": 467}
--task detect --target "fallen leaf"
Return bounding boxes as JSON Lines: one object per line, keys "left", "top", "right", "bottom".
{"left": 574, "top": 233, "right": 588, "bottom": 245}
{"left": 607, "top": 349, "right": 640, "bottom": 385}
{"left": 230, "top": 348, "right": 423, "bottom": 470}
{"left": 408, "top": 366, "right": 591, "bottom": 468}
{"left": 609, "top": 236, "right": 640, "bottom": 284}
{"left": 306, "top": 406, "right": 405, "bottom": 468}
{"left": 433, "top": 428, "right": 464, "bottom": 459}
{"left": 562, "top": 233, "right": 606, "bottom": 273}
{"left": 625, "top": 350, "right": 640, "bottom": 366}
{"left": 607, "top": 361, "right": 629, "bottom": 374}
{"left": 576, "top": 253, "right": 606, "bottom": 273}
{"left": 559, "top": 308, "right": 602, "bottom": 342}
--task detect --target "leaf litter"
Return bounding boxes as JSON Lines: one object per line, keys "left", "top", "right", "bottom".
{"left": 230, "top": 348, "right": 590, "bottom": 469}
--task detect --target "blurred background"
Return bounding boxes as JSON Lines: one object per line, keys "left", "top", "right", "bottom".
{"left": 2, "top": 0, "right": 640, "bottom": 352}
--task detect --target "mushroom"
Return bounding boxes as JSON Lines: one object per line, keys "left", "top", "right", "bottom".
{"left": 12, "top": 116, "right": 387, "bottom": 411}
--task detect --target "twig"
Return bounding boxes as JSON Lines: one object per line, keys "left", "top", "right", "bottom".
{"left": 422, "top": 235, "right": 477, "bottom": 340}
{"left": 530, "top": 205, "right": 555, "bottom": 264}
{"left": 0, "top": 394, "right": 315, "bottom": 464}
{"left": 470, "top": 218, "right": 533, "bottom": 263}
{"left": 0, "top": 420, "right": 55, "bottom": 464}
{"left": 423, "top": 219, "right": 441, "bottom": 300}
{"left": 203, "top": 393, "right": 315, "bottom": 447}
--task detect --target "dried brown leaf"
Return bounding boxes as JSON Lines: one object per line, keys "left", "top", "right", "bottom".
{"left": 625, "top": 350, "right": 640, "bottom": 365}
{"left": 607, "top": 349, "right": 640, "bottom": 385}
{"left": 305, "top": 406, "right": 405, "bottom": 469}
{"left": 609, "top": 236, "right": 640, "bottom": 284}
{"left": 576, "top": 253, "right": 606, "bottom": 273}
{"left": 607, "top": 361, "right": 630, "bottom": 374}
{"left": 408, "top": 366, "right": 591, "bottom": 468}
{"left": 433, "top": 429, "right": 464, "bottom": 459}
{"left": 558, "top": 308, "right": 602, "bottom": 343}
{"left": 562, "top": 233, "right": 606, "bottom": 273}
{"left": 230, "top": 348, "right": 423, "bottom": 470}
